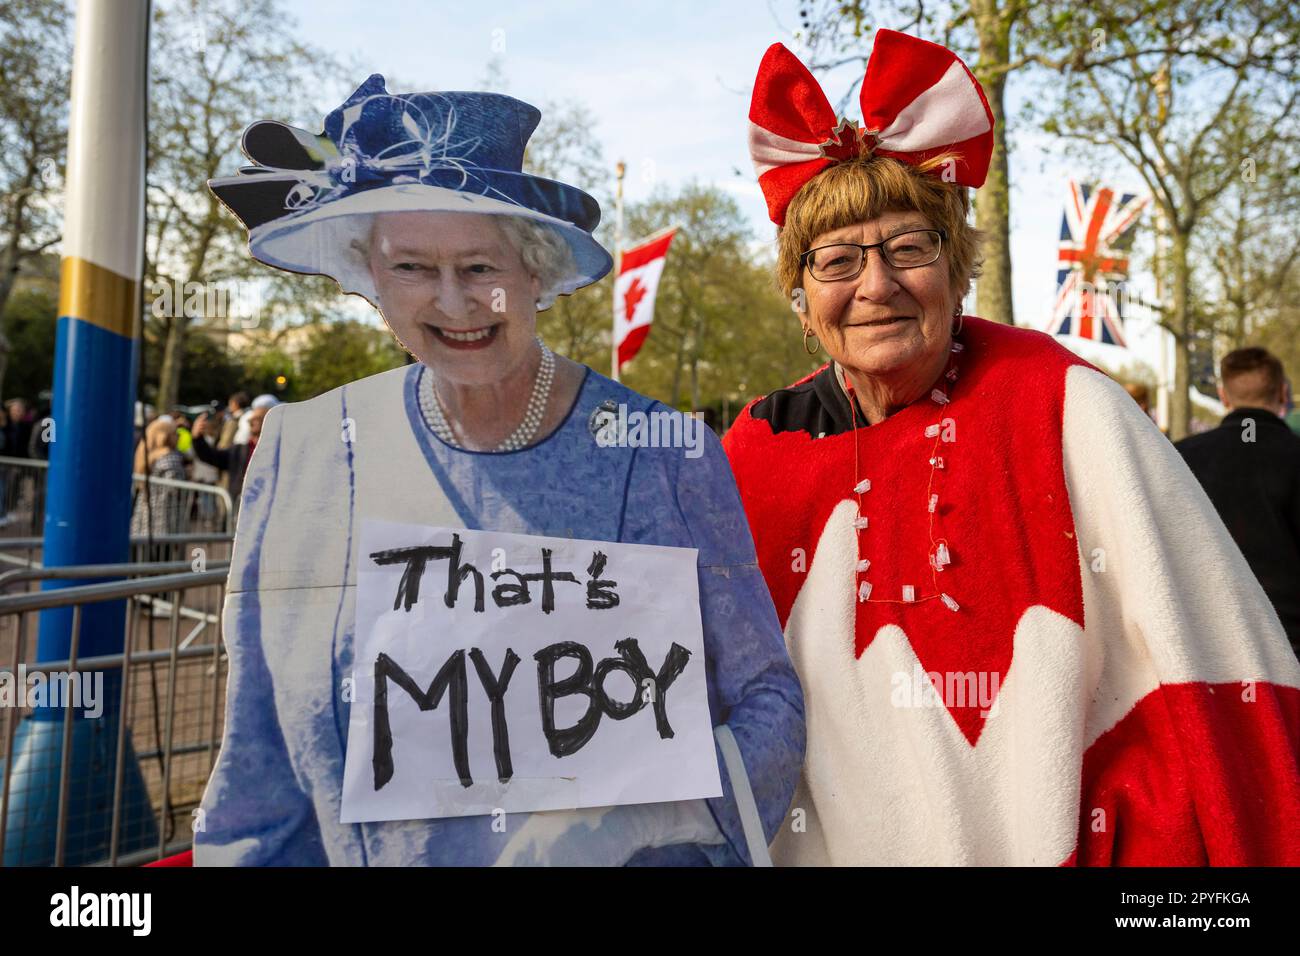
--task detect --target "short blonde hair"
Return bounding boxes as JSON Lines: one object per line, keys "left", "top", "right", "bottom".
{"left": 351, "top": 213, "right": 577, "bottom": 309}
{"left": 776, "top": 151, "right": 983, "bottom": 302}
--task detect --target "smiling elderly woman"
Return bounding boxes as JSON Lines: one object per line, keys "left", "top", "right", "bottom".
{"left": 193, "top": 77, "right": 803, "bottom": 866}
{"left": 724, "top": 31, "right": 1300, "bottom": 866}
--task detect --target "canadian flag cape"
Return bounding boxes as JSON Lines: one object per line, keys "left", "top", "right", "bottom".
{"left": 723, "top": 318, "right": 1300, "bottom": 865}
{"left": 614, "top": 229, "right": 676, "bottom": 371}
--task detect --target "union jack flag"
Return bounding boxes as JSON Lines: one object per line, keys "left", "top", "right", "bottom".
{"left": 1046, "top": 180, "right": 1149, "bottom": 347}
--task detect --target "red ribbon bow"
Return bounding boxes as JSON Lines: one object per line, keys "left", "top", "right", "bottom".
{"left": 749, "top": 29, "right": 995, "bottom": 226}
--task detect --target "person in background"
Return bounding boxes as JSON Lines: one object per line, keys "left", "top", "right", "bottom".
{"left": 4, "top": 398, "right": 33, "bottom": 459}
{"left": 217, "top": 391, "right": 251, "bottom": 498}
{"left": 218, "top": 391, "right": 250, "bottom": 450}
{"left": 26, "top": 394, "right": 53, "bottom": 461}
{"left": 191, "top": 405, "right": 267, "bottom": 504}
{"left": 1176, "top": 347, "right": 1300, "bottom": 658}
{"left": 171, "top": 407, "right": 194, "bottom": 458}
{"left": 131, "top": 416, "right": 188, "bottom": 561}
{"left": 234, "top": 393, "right": 280, "bottom": 446}
{"left": 2, "top": 400, "right": 42, "bottom": 528}
{"left": 191, "top": 405, "right": 225, "bottom": 527}
{"left": 191, "top": 405, "right": 222, "bottom": 472}
{"left": 1123, "top": 382, "right": 1151, "bottom": 416}
{"left": 1284, "top": 377, "right": 1300, "bottom": 436}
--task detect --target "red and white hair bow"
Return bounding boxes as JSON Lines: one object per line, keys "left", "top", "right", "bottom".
{"left": 749, "top": 29, "right": 995, "bottom": 226}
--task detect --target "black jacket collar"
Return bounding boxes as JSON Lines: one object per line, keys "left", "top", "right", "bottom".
{"left": 1222, "top": 407, "right": 1287, "bottom": 431}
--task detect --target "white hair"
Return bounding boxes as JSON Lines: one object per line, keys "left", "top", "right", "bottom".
{"left": 494, "top": 215, "right": 577, "bottom": 310}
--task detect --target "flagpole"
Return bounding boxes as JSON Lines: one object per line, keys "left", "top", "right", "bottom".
{"left": 1152, "top": 62, "right": 1173, "bottom": 433}
{"left": 612, "top": 160, "right": 625, "bottom": 382}
{"left": 1151, "top": 194, "right": 1171, "bottom": 432}
{"left": 1155, "top": 227, "right": 1170, "bottom": 432}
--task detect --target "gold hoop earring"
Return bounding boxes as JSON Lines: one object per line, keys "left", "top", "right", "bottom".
{"left": 802, "top": 326, "right": 821, "bottom": 355}
{"left": 951, "top": 309, "right": 964, "bottom": 336}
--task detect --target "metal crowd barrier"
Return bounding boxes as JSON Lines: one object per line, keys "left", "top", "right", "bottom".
{"left": 0, "top": 562, "right": 231, "bottom": 866}
{"left": 130, "top": 473, "right": 234, "bottom": 539}
{"left": 0, "top": 455, "right": 234, "bottom": 541}
{"left": 0, "top": 456, "right": 47, "bottom": 540}
{"left": 0, "top": 533, "right": 235, "bottom": 575}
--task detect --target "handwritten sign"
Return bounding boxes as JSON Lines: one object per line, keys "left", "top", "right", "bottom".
{"left": 340, "top": 520, "right": 722, "bottom": 823}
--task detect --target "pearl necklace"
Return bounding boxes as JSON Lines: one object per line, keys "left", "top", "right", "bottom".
{"left": 420, "top": 338, "right": 555, "bottom": 452}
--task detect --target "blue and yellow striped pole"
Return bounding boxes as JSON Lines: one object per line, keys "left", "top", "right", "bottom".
{"left": 2, "top": 0, "right": 157, "bottom": 865}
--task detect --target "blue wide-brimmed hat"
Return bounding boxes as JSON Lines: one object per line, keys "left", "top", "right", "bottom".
{"left": 209, "top": 74, "right": 612, "bottom": 307}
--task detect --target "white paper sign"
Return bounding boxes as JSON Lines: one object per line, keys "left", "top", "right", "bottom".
{"left": 340, "top": 520, "right": 722, "bottom": 823}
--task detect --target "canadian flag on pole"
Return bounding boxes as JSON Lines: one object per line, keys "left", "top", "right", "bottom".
{"left": 613, "top": 227, "right": 676, "bottom": 373}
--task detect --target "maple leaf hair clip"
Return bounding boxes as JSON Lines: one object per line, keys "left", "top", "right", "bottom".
{"left": 817, "top": 116, "right": 866, "bottom": 163}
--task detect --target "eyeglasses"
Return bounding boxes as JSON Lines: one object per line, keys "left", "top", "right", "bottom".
{"left": 800, "top": 229, "right": 947, "bottom": 282}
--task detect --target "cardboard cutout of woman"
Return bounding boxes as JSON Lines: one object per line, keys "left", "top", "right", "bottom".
{"left": 193, "top": 77, "right": 804, "bottom": 865}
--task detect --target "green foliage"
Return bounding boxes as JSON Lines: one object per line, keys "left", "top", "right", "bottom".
{"left": 612, "top": 182, "right": 820, "bottom": 414}
{"left": 0, "top": 0, "right": 71, "bottom": 389}
{"left": 0, "top": 0, "right": 70, "bottom": 248}
{"left": 538, "top": 179, "right": 822, "bottom": 425}
{"left": 294, "top": 320, "right": 408, "bottom": 399}
{"left": 140, "top": 324, "right": 244, "bottom": 407}
{"left": 537, "top": 276, "right": 613, "bottom": 370}
{"left": 524, "top": 98, "right": 611, "bottom": 204}
{"left": 169, "top": 335, "right": 244, "bottom": 408}
{"left": 0, "top": 286, "right": 56, "bottom": 402}
{"left": 239, "top": 341, "right": 299, "bottom": 402}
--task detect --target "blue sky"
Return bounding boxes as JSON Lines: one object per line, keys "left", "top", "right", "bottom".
{"left": 278, "top": 0, "right": 1166, "bottom": 378}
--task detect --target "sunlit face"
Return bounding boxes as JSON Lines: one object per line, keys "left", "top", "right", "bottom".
{"left": 247, "top": 407, "right": 267, "bottom": 439}
{"left": 368, "top": 211, "right": 542, "bottom": 386}
{"left": 800, "top": 209, "right": 957, "bottom": 380}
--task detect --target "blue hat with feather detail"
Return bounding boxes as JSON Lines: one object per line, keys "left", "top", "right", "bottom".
{"left": 208, "top": 74, "right": 612, "bottom": 307}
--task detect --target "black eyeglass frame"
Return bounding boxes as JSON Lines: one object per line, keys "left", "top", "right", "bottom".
{"left": 800, "top": 228, "right": 949, "bottom": 281}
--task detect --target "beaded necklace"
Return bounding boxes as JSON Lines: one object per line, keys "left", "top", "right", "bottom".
{"left": 845, "top": 336, "right": 965, "bottom": 612}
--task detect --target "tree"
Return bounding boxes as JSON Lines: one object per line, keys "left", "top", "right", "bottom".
{"left": 141, "top": 324, "right": 244, "bottom": 408}
{"left": 1198, "top": 112, "right": 1300, "bottom": 369}
{"left": 295, "top": 320, "right": 406, "bottom": 399}
{"left": 1037, "top": 0, "right": 1300, "bottom": 439}
{"left": 145, "top": 0, "right": 341, "bottom": 411}
{"left": 238, "top": 339, "right": 298, "bottom": 403}
{"left": 0, "top": 0, "right": 70, "bottom": 395}
{"left": 520, "top": 94, "right": 618, "bottom": 370}
{"left": 620, "top": 183, "right": 820, "bottom": 412}
{"left": 0, "top": 284, "right": 57, "bottom": 403}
